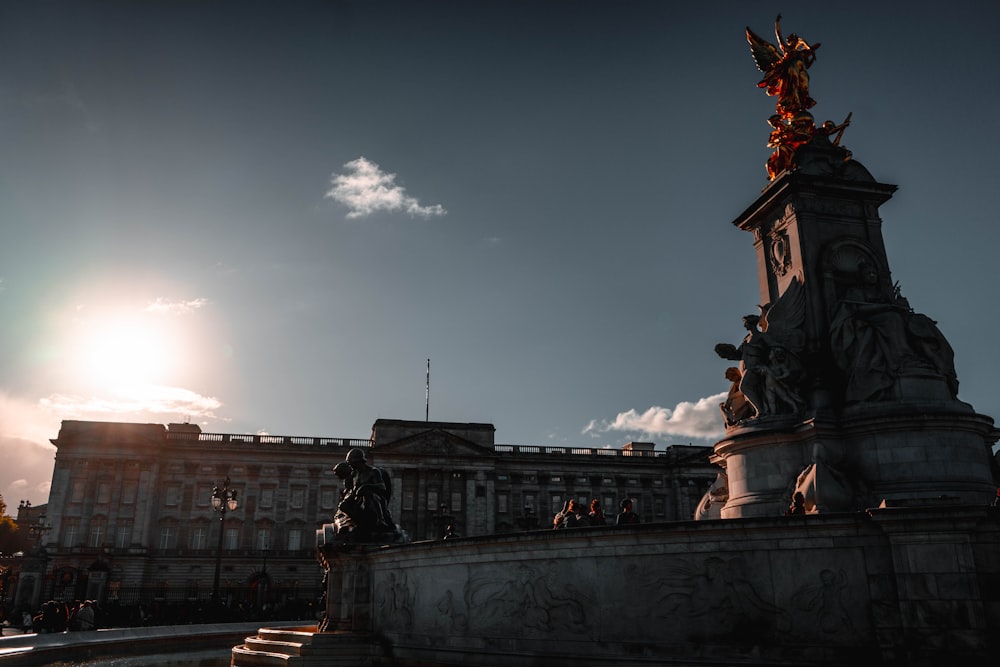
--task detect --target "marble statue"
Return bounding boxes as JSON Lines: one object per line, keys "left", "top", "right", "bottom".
{"left": 716, "top": 277, "right": 808, "bottom": 420}
{"left": 829, "top": 262, "right": 958, "bottom": 403}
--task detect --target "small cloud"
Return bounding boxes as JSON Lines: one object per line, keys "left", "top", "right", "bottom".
{"left": 146, "top": 297, "right": 209, "bottom": 315}
{"left": 325, "top": 157, "right": 447, "bottom": 219}
{"left": 583, "top": 392, "right": 728, "bottom": 442}
{"left": 9, "top": 479, "right": 28, "bottom": 490}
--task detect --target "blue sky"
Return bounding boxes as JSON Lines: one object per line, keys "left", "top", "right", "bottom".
{"left": 3, "top": 1, "right": 999, "bottom": 507}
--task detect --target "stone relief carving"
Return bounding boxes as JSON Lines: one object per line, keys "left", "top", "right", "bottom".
{"left": 375, "top": 571, "right": 414, "bottom": 632}
{"left": 792, "top": 569, "right": 855, "bottom": 636}
{"left": 715, "top": 276, "right": 808, "bottom": 421}
{"left": 466, "top": 562, "right": 590, "bottom": 635}
{"left": 636, "top": 555, "right": 791, "bottom": 639}
{"left": 434, "top": 589, "right": 468, "bottom": 634}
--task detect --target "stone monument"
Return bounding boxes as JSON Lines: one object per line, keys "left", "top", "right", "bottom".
{"left": 703, "top": 15, "right": 997, "bottom": 518}
{"left": 232, "top": 19, "right": 1000, "bottom": 667}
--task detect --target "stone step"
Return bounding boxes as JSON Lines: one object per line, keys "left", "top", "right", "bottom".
{"left": 232, "top": 629, "right": 377, "bottom": 667}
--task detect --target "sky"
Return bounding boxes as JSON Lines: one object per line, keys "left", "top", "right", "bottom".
{"left": 2, "top": 1, "right": 999, "bottom": 508}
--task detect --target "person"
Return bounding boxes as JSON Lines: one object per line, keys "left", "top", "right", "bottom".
{"left": 993, "top": 487, "right": 1000, "bottom": 508}
{"left": 552, "top": 500, "right": 570, "bottom": 529}
{"left": 443, "top": 524, "right": 458, "bottom": 539}
{"left": 616, "top": 498, "right": 640, "bottom": 526}
{"left": 559, "top": 499, "right": 588, "bottom": 528}
{"left": 587, "top": 498, "right": 607, "bottom": 526}
{"left": 786, "top": 491, "right": 806, "bottom": 516}
{"left": 76, "top": 600, "right": 96, "bottom": 631}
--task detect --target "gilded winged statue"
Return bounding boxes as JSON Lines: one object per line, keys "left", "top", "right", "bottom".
{"left": 746, "top": 14, "right": 820, "bottom": 117}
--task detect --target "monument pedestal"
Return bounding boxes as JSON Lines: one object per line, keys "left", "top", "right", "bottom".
{"left": 708, "top": 151, "right": 998, "bottom": 519}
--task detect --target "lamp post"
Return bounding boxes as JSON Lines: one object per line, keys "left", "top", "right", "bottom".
{"left": 210, "top": 477, "right": 239, "bottom": 601}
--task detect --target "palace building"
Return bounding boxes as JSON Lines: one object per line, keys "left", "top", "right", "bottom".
{"left": 18, "top": 419, "right": 716, "bottom": 613}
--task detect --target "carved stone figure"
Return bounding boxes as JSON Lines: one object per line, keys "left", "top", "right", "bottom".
{"left": 716, "top": 277, "right": 808, "bottom": 419}
{"left": 720, "top": 367, "right": 754, "bottom": 426}
{"left": 829, "top": 262, "right": 958, "bottom": 403}
{"left": 332, "top": 448, "right": 397, "bottom": 542}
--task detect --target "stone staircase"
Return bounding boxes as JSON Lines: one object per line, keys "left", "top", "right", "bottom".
{"left": 231, "top": 627, "right": 376, "bottom": 666}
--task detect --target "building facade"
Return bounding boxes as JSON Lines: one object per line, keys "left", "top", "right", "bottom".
{"left": 23, "top": 418, "right": 717, "bottom": 615}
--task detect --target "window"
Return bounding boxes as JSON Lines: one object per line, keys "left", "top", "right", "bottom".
{"left": 259, "top": 488, "right": 274, "bottom": 509}
{"left": 551, "top": 495, "right": 562, "bottom": 514}
{"left": 195, "top": 486, "right": 211, "bottom": 507}
{"left": 319, "top": 488, "right": 336, "bottom": 509}
{"left": 116, "top": 523, "right": 131, "bottom": 549}
{"left": 287, "top": 529, "right": 302, "bottom": 551}
{"left": 497, "top": 493, "right": 509, "bottom": 514}
{"left": 450, "top": 492, "right": 462, "bottom": 513}
{"left": 496, "top": 474, "right": 509, "bottom": 482}
{"left": 655, "top": 497, "right": 666, "bottom": 518}
{"left": 403, "top": 491, "right": 414, "bottom": 511}
{"left": 190, "top": 526, "right": 207, "bottom": 550}
{"left": 524, "top": 493, "right": 536, "bottom": 511}
{"left": 70, "top": 481, "right": 85, "bottom": 504}
{"left": 63, "top": 521, "right": 78, "bottom": 547}
{"left": 290, "top": 487, "right": 304, "bottom": 509}
{"left": 427, "top": 490, "right": 439, "bottom": 511}
{"left": 225, "top": 527, "right": 239, "bottom": 550}
{"left": 96, "top": 482, "right": 112, "bottom": 504}
{"left": 159, "top": 527, "right": 175, "bottom": 550}
{"left": 165, "top": 485, "right": 181, "bottom": 506}
{"left": 256, "top": 528, "right": 270, "bottom": 551}
{"left": 88, "top": 520, "right": 106, "bottom": 548}
{"left": 550, "top": 475, "right": 562, "bottom": 483}
{"left": 122, "top": 481, "right": 138, "bottom": 505}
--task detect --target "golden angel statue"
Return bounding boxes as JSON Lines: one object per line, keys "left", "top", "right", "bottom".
{"left": 746, "top": 14, "right": 820, "bottom": 117}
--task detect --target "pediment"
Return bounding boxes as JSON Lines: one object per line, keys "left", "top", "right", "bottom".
{"left": 374, "top": 428, "right": 494, "bottom": 458}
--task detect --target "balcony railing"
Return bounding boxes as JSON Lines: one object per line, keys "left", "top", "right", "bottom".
{"left": 166, "top": 431, "right": 703, "bottom": 460}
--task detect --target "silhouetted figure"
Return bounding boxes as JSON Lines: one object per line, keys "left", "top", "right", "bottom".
{"left": 558, "top": 499, "right": 588, "bottom": 529}
{"left": 616, "top": 498, "right": 641, "bottom": 526}
{"left": 552, "top": 500, "right": 570, "bottom": 529}
{"left": 587, "top": 498, "right": 607, "bottom": 526}
{"left": 786, "top": 491, "right": 806, "bottom": 516}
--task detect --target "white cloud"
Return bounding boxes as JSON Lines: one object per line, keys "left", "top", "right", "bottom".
{"left": 41, "top": 384, "right": 222, "bottom": 419}
{"left": 145, "top": 297, "right": 209, "bottom": 315}
{"left": 583, "top": 392, "right": 728, "bottom": 442}
{"left": 325, "top": 157, "right": 447, "bottom": 219}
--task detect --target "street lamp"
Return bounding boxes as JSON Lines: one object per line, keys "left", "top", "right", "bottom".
{"left": 210, "top": 477, "right": 239, "bottom": 601}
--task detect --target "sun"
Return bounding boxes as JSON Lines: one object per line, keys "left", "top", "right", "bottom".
{"left": 74, "top": 314, "right": 173, "bottom": 388}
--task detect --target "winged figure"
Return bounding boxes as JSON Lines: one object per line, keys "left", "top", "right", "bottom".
{"left": 746, "top": 15, "right": 820, "bottom": 116}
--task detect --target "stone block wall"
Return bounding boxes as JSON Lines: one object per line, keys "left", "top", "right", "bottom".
{"left": 326, "top": 507, "right": 1000, "bottom": 666}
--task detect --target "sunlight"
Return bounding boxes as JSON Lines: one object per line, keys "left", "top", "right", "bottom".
{"left": 74, "top": 314, "right": 173, "bottom": 388}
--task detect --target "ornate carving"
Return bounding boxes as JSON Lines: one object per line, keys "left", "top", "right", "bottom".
{"left": 769, "top": 227, "right": 792, "bottom": 277}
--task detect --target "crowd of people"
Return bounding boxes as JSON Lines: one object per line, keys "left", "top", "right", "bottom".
{"left": 551, "top": 498, "right": 641, "bottom": 529}
{"left": 0, "top": 599, "right": 102, "bottom": 634}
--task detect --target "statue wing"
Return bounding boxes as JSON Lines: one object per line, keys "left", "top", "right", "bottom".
{"left": 746, "top": 26, "right": 783, "bottom": 73}
{"left": 758, "top": 276, "right": 806, "bottom": 347}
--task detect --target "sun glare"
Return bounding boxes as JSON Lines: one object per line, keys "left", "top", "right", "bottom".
{"left": 75, "top": 315, "right": 172, "bottom": 388}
